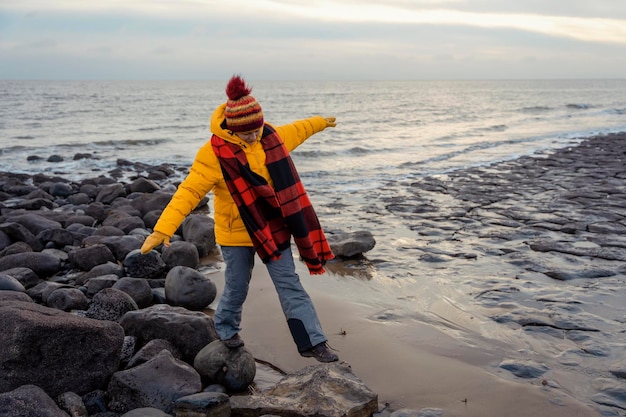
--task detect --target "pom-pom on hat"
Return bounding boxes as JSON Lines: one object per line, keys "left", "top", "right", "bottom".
{"left": 224, "top": 75, "right": 264, "bottom": 133}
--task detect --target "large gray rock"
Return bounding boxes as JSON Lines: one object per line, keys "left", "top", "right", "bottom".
{"left": 182, "top": 214, "right": 216, "bottom": 257}
{"left": 107, "top": 350, "right": 202, "bottom": 414}
{"left": 174, "top": 392, "right": 230, "bottom": 417}
{"left": 0, "top": 251, "right": 62, "bottom": 277}
{"left": 113, "top": 277, "right": 154, "bottom": 308}
{"left": 0, "top": 385, "right": 70, "bottom": 417}
{"left": 47, "top": 287, "right": 90, "bottom": 311}
{"left": 327, "top": 231, "right": 376, "bottom": 258}
{"left": 193, "top": 340, "right": 256, "bottom": 392}
{"left": 161, "top": 240, "right": 200, "bottom": 269}
{"left": 123, "top": 249, "right": 167, "bottom": 279}
{"left": 68, "top": 243, "right": 116, "bottom": 271}
{"left": 127, "top": 338, "right": 182, "bottom": 369}
{"left": 86, "top": 288, "right": 139, "bottom": 322}
{"left": 120, "top": 304, "right": 219, "bottom": 363}
{"left": 230, "top": 362, "right": 378, "bottom": 417}
{"left": 0, "top": 301, "right": 124, "bottom": 397}
{"left": 164, "top": 266, "right": 216, "bottom": 311}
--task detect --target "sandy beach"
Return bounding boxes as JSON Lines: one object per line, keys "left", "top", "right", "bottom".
{"left": 206, "top": 263, "right": 601, "bottom": 417}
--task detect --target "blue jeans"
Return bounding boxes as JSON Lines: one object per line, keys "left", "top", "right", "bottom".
{"left": 214, "top": 245, "right": 327, "bottom": 352}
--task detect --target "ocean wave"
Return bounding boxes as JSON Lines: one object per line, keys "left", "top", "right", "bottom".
{"left": 520, "top": 106, "right": 552, "bottom": 113}
{"left": 566, "top": 103, "right": 592, "bottom": 110}
{"left": 12, "top": 135, "right": 36, "bottom": 140}
{"left": 137, "top": 124, "right": 207, "bottom": 132}
{"left": 474, "top": 124, "right": 507, "bottom": 132}
{"left": 292, "top": 150, "right": 336, "bottom": 158}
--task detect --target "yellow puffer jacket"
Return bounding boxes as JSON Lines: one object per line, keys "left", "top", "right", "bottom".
{"left": 152, "top": 103, "right": 329, "bottom": 247}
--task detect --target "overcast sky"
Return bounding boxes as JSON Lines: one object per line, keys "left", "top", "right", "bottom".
{"left": 1, "top": 0, "right": 626, "bottom": 80}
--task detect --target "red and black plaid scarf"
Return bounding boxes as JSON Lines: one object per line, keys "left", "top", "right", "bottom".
{"left": 211, "top": 124, "right": 334, "bottom": 275}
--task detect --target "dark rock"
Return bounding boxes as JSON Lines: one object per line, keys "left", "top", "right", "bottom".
{"left": 37, "top": 228, "right": 76, "bottom": 247}
{"left": 327, "top": 230, "right": 376, "bottom": 258}
{"left": 181, "top": 214, "right": 216, "bottom": 257}
{"left": 193, "top": 341, "right": 256, "bottom": 392}
{"left": 112, "top": 277, "right": 153, "bottom": 308}
{"left": 127, "top": 338, "right": 182, "bottom": 369}
{"left": 96, "top": 183, "right": 126, "bottom": 205}
{"left": 130, "top": 192, "right": 173, "bottom": 217}
{"left": 0, "top": 301, "right": 124, "bottom": 397}
{"left": 161, "top": 240, "right": 200, "bottom": 270}
{"left": 0, "top": 222, "right": 44, "bottom": 251}
{"left": 49, "top": 182, "right": 74, "bottom": 197}
{"left": 107, "top": 350, "right": 201, "bottom": 414}
{"left": 123, "top": 249, "right": 167, "bottom": 279}
{"left": 86, "top": 287, "right": 138, "bottom": 322}
{"left": 46, "top": 287, "right": 90, "bottom": 311}
{"left": 9, "top": 212, "right": 63, "bottom": 234}
{"left": 57, "top": 391, "right": 88, "bottom": 417}
{"left": 0, "top": 385, "right": 71, "bottom": 417}
{"left": 0, "top": 289, "right": 33, "bottom": 303}
{"left": 230, "top": 361, "right": 378, "bottom": 417}
{"left": 0, "top": 251, "right": 62, "bottom": 277}
{"left": 174, "top": 392, "right": 230, "bottom": 417}
{"left": 165, "top": 266, "right": 216, "bottom": 311}
{"left": 129, "top": 178, "right": 161, "bottom": 193}
{"left": 120, "top": 304, "right": 219, "bottom": 363}
{"left": 68, "top": 243, "right": 116, "bottom": 271}
{"left": 0, "top": 273, "right": 26, "bottom": 292}
{"left": 76, "top": 262, "right": 125, "bottom": 286}
{"left": 1, "top": 267, "right": 41, "bottom": 288}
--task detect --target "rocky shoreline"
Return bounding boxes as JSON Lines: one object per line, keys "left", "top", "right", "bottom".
{"left": 2, "top": 132, "right": 626, "bottom": 416}
{"left": 0, "top": 162, "right": 378, "bottom": 416}
{"left": 379, "top": 132, "right": 626, "bottom": 415}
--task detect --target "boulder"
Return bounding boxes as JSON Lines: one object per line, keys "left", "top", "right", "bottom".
{"left": 68, "top": 244, "right": 116, "bottom": 271}
{"left": 173, "top": 392, "right": 230, "bottom": 417}
{"left": 0, "top": 252, "right": 62, "bottom": 277}
{"left": 46, "top": 287, "right": 90, "bottom": 311}
{"left": 182, "top": 214, "right": 216, "bottom": 257}
{"left": 112, "top": 277, "right": 154, "bottom": 308}
{"left": 193, "top": 340, "right": 256, "bottom": 392}
{"left": 161, "top": 241, "right": 200, "bottom": 270}
{"left": 123, "top": 249, "right": 167, "bottom": 279}
{"left": 0, "top": 301, "right": 124, "bottom": 397}
{"left": 127, "top": 338, "right": 182, "bottom": 369}
{"left": 86, "top": 288, "right": 139, "bottom": 322}
{"left": 107, "top": 350, "right": 201, "bottom": 414}
{"left": 165, "top": 266, "right": 216, "bottom": 311}
{"left": 0, "top": 385, "right": 70, "bottom": 417}
{"left": 230, "top": 362, "right": 378, "bottom": 417}
{"left": 327, "top": 231, "right": 376, "bottom": 258}
{"left": 120, "top": 304, "right": 219, "bottom": 363}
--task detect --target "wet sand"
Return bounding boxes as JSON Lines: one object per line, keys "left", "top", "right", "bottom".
{"left": 207, "top": 265, "right": 600, "bottom": 417}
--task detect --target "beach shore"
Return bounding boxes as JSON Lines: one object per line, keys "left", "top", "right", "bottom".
{"left": 4, "top": 132, "right": 625, "bottom": 416}
{"left": 208, "top": 133, "right": 626, "bottom": 417}
{"left": 210, "top": 264, "right": 600, "bottom": 417}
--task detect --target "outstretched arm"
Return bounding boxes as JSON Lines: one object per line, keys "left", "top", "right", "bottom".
{"left": 275, "top": 116, "right": 336, "bottom": 152}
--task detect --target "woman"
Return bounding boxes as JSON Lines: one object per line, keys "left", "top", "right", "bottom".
{"left": 141, "top": 75, "right": 338, "bottom": 362}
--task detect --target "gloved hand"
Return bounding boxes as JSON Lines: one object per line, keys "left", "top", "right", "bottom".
{"left": 324, "top": 117, "right": 337, "bottom": 128}
{"left": 140, "top": 231, "right": 171, "bottom": 254}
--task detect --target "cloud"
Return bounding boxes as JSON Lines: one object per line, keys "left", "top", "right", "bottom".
{"left": 2, "top": 0, "right": 626, "bottom": 79}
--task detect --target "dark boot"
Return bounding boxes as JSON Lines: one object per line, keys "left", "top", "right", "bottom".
{"left": 300, "top": 342, "right": 338, "bottom": 363}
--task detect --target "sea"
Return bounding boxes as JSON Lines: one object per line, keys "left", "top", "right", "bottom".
{"left": 2, "top": 79, "right": 626, "bottom": 413}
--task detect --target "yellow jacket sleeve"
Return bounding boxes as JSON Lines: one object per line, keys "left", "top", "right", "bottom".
{"left": 152, "top": 141, "right": 221, "bottom": 237}
{"left": 275, "top": 116, "right": 328, "bottom": 152}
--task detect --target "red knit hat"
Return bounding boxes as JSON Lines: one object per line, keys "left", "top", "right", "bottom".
{"left": 224, "top": 75, "right": 264, "bottom": 133}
